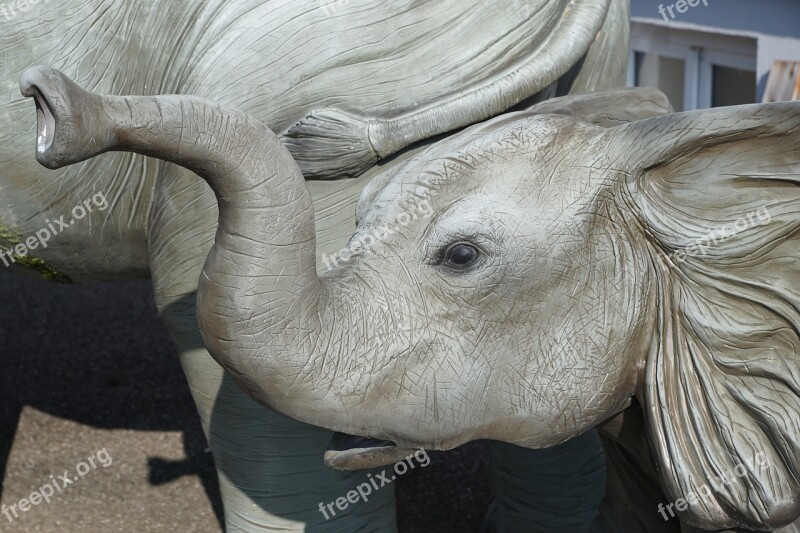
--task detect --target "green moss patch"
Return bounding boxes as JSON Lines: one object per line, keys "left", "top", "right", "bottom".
{"left": 0, "top": 224, "right": 72, "bottom": 283}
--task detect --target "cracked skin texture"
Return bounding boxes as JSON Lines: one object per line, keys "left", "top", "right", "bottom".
{"left": 3, "top": 0, "right": 632, "bottom": 531}
{"left": 1, "top": 0, "right": 622, "bottom": 282}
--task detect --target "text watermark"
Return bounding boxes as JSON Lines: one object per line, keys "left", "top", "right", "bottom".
{"left": 657, "top": 451, "right": 769, "bottom": 521}
{"left": 318, "top": 449, "right": 430, "bottom": 520}
{"left": 2, "top": 448, "right": 113, "bottom": 523}
{"left": 658, "top": 0, "right": 709, "bottom": 22}
{"left": 318, "top": 0, "right": 350, "bottom": 16}
{"left": 656, "top": 205, "right": 771, "bottom": 265}
{"left": 0, "top": 191, "right": 108, "bottom": 268}
{"left": 321, "top": 190, "right": 432, "bottom": 272}
{"left": 0, "top": 0, "right": 50, "bottom": 22}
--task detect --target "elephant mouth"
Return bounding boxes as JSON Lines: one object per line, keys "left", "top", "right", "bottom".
{"left": 32, "top": 89, "right": 55, "bottom": 154}
{"left": 324, "top": 432, "right": 416, "bottom": 470}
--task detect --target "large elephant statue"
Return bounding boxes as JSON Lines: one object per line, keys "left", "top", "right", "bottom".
{"left": 26, "top": 66, "right": 800, "bottom": 533}
{"left": 1, "top": 0, "right": 632, "bottom": 530}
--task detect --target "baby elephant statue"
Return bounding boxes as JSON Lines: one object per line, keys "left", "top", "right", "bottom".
{"left": 21, "top": 67, "right": 800, "bottom": 533}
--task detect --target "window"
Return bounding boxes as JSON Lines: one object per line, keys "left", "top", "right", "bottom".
{"left": 628, "top": 20, "right": 757, "bottom": 111}
{"left": 634, "top": 52, "right": 686, "bottom": 111}
{"left": 712, "top": 66, "right": 756, "bottom": 107}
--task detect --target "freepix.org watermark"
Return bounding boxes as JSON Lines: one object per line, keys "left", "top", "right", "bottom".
{"left": 0, "top": 191, "right": 108, "bottom": 267}
{"left": 657, "top": 451, "right": 769, "bottom": 521}
{"left": 0, "top": 0, "right": 50, "bottom": 22}
{"left": 318, "top": 0, "right": 350, "bottom": 16}
{"left": 318, "top": 449, "right": 430, "bottom": 520}
{"left": 321, "top": 190, "right": 432, "bottom": 272}
{"left": 658, "top": 0, "right": 709, "bottom": 22}
{"left": 2, "top": 449, "right": 113, "bottom": 523}
{"left": 656, "top": 206, "right": 771, "bottom": 266}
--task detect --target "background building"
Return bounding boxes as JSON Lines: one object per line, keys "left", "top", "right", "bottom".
{"left": 629, "top": 0, "right": 800, "bottom": 109}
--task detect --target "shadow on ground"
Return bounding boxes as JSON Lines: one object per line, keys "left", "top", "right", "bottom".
{"left": 0, "top": 270, "right": 492, "bottom": 532}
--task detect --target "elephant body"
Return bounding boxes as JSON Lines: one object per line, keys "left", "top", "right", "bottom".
{"left": 2, "top": 0, "right": 629, "bottom": 530}
{"left": 0, "top": 0, "right": 626, "bottom": 282}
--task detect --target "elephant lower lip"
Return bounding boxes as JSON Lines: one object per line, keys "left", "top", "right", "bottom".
{"left": 324, "top": 432, "right": 413, "bottom": 470}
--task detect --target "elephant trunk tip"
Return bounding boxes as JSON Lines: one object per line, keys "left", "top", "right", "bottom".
{"left": 31, "top": 90, "right": 55, "bottom": 160}
{"left": 19, "top": 66, "right": 112, "bottom": 170}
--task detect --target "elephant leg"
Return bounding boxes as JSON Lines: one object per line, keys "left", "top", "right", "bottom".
{"left": 147, "top": 166, "right": 397, "bottom": 532}
{"left": 486, "top": 430, "right": 606, "bottom": 533}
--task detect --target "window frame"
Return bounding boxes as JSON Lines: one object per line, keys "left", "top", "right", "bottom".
{"left": 628, "top": 20, "right": 757, "bottom": 110}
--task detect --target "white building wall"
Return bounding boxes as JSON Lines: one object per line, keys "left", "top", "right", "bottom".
{"left": 631, "top": 0, "right": 800, "bottom": 39}
{"left": 629, "top": 0, "right": 800, "bottom": 104}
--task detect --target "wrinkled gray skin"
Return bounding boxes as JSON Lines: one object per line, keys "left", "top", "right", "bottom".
{"left": 27, "top": 65, "right": 800, "bottom": 533}
{"left": 1, "top": 0, "right": 632, "bottom": 531}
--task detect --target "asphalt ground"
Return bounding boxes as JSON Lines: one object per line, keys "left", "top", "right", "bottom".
{"left": 0, "top": 270, "right": 492, "bottom": 532}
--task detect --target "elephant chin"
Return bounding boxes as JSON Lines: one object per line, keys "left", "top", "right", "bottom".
{"left": 324, "top": 432, "right": 418, "bottom": 470}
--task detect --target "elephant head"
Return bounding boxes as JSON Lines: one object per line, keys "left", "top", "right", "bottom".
{"left": 22, "top": 66, "right": 800, "bottom": 530}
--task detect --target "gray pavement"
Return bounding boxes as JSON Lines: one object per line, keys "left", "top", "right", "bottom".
{"left": 0, "top": 270, "right": 491, "bottom": 532}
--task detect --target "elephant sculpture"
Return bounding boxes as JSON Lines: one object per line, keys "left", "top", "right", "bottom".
{"left": 24, "top": 65, "right": 800, "bottom": 533}
{"left": 1, "top": 0, "right": 633, "bottom": 530}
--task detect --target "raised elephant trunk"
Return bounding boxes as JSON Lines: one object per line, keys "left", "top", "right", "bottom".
{"left": 20, "top": 66, "right": 324, "bottom": 411}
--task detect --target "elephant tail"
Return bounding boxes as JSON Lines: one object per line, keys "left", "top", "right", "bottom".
{"left": 281, "top": 0, "right": 610, "bottom": 180}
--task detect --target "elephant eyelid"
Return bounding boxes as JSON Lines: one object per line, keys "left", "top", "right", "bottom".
{"left": 428, "top": 238, "right": 488, "bottom": 270}
{"left": 417, "top": 197, "right": 498, "bottom": 266}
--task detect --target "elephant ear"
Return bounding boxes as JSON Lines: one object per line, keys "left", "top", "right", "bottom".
{"left": 614, "top": 103, "right": 800, "bottom": 530}
{"left": 519, "top": 87, "right": 674, "bottom": 127}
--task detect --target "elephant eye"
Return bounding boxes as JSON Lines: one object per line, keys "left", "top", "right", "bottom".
{"left": 441, "top": 242, "right": 480, "bottom": 269}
